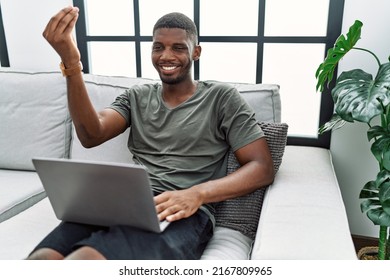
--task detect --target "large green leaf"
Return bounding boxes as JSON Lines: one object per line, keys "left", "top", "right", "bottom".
{"left": 361, "top": 199, "right": 381, "bottom": 213}
{"left": 315, "top": 20, "right": 363, "bottom": 92}
{"left": 331, "top": 63, "right": 390, "bottom": 123}
{"left": 370, "top": 135, "right": 390, "bottom": 165}
{"left": 361, "top": 172, "right": 390, "bottom": 226}
{"left": 379, "top": 181, "right": 390, "bottom": 215}
{"left": 360, "top": 180, "right": 378, "bottom": 199}
{"left": 366, "top": 208, "right": 390, "bottom": 226}
{"left": 372, "top": 138, "right": 390, "bottom": 161}
{"left": 384, "top": 150, "right": 390, "bottom": 171}
{"left": 367, "top": 125, "right": 387, "bottom": 141}
{"left": 381, "top": 199, "right": 390, "bottom": 217}
{"left": 376, "top": 169, "right": 390, "bottom": 188}
{"left": 318, "top": 114, "right": 346, "bottom": 134}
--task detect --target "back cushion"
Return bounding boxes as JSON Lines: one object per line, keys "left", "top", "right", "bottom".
{"left": 232, "top": 83, "right": 281, "bottom": 123}
{"left": 0, "top": 69, "right": 72, "bottom": 170}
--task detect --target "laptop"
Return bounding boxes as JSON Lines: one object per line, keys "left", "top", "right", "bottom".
{"left": 32, "top": 157, "right": 170, "bottom": 233}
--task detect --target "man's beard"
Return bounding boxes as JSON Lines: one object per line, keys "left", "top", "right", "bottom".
{"left": 159, "top": 75, "right": 185, "bottom": 85}
{"left": 159, "top": 72, "right": 189, "bottom": 85}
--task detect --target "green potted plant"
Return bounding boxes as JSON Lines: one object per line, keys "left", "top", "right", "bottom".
{"left": 315, "top": 20, "right": 390, "bottom": 260}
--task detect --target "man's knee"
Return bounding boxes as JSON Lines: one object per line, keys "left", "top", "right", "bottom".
{"left": 65, "top": 246, "right": 106, "bottom": 260}
{"left": 26, "top": 248, "right": 64, "bottom": 260}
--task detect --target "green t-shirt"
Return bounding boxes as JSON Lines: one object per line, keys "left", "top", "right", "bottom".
{"left": 109, "top": 81, "right": 264, "bottom": 222}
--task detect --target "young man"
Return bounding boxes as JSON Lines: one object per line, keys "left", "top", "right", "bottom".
{"left": 28, "top": 6, "right": 274, "bottom": 260}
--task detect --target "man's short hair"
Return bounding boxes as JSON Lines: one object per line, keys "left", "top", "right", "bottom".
{"left": 153, "top": 12, "right": 198, "bottom": 45}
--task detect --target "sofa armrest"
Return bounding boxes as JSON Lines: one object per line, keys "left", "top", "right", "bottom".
{"left": 251, "top": 146, "right": 357, "bottom": 259}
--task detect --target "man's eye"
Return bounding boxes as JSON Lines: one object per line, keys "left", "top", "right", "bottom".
{"left": 152, "top": 45, "right": 163, "bottom": 51}
{"left": 174, "top": 46, "right": 187, "bottom": 51}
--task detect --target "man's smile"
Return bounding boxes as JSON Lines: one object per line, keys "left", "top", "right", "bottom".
{"left": 159, "top": 64, "right": 181, "bottom": 75}
{"left": 161, "top": 65, "right": 178, "bottom": 71}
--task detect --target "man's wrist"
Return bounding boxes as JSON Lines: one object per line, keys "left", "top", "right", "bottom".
{"left": 60, "top": 61, "right": 83, "bottom": 77}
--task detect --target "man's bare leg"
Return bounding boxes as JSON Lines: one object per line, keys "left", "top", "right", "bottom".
{"left": 65, "top": 246, "right": 106, "bottom": 260}
{"left": 27, "top": 248, "right": 64, "bottom": 260}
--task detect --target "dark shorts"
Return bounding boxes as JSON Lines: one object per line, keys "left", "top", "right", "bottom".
{"left": 31, "top": 210, "right": 213, "bottom": 260}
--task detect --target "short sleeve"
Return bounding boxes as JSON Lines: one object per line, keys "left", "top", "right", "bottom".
{"left": 108, "top": 90, "right": 132, "bottom": 127}
{"left": 219, "top": 87, "right": 264, "bottom": 151}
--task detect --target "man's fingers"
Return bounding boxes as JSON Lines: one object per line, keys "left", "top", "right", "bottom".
{"left": 165, "top": 211, "right": 186, "bottom": 222}
{"left": 154, "top": 190, "right": 200, "bottom": 221}
{"left": 158, "top": 206, "right": 186, "bottom": 222}
{"left": 44, "top": 6, "right": 72, "bottom": 35}
{"left": 43, "top": 6, "right": 79, "bottom": 39}
{"left": 153, "top": 192, "right": 168, "bottom": 206}
{"left": 53, "top": 7, "right": 79, "bottom": 35}
{"left": 155, "top": 198, "right": 193, "bottom": 221}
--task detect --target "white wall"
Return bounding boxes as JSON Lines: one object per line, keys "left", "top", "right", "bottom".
{"left": 0, "top": 0, "right": 72, "bottom": 70}
{"left": 331, "top": 0, "right": 390, "bottom": 238}
{"left": 2, "top": 0, "right": 390, "bottom": 238}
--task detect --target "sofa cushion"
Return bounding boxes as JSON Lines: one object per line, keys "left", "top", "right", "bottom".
{"left": 215, "top": 122, "right": 288, "bottom": 239}
{"left": 0, "top": 198, "right": 60, "bottom": 260}
{"left": 200, "top": 226, "right": 253, "bottom": 260}
{"left": 251, "top": 146, "right": 357, "bottom": 259}
{"left": 0, "top": 169, "right": 46, "bottom": 222}
{"left": 0, "top": 70, "right": 72, "bottom": 170}
{"left": 70, "top": 74, "right": 157, "bottom": 162}
{"left": 232, "top": 83, "right": 281, "bottom": 123}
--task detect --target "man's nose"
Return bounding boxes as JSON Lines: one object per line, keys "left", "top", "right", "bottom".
{"left": 160, "top": 48, "right": 174, "bottom": 60}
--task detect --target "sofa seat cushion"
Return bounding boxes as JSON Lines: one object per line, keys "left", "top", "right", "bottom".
{"left": 0, "top": 198, "right": 60, "bottom": 260}
{"left": 200, "top": 227, "right": 253, "bottom": 259}
{"left": 0, "top": 170, "right": 46, "bottom": 222}
{"left": 0, "top": 70, "right": 72, "bottom": 171}
{"left": 251, "top": 146, "right": 357, "bottom": 259}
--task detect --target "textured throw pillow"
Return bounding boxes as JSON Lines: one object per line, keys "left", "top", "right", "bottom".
{"left": 215, "top": 122, "right": 288, "bottom": 239}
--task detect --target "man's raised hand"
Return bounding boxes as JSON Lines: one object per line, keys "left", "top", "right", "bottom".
{"left": 42, "top": 6, "right": 81, "bottom": 67}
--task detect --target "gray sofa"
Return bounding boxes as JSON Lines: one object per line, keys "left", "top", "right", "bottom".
{"left": 0, "top": 68, "right": 357, "bottom": 260}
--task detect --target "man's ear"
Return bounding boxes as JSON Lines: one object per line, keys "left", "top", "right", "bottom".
{"left": 193, "top": 45, "right": 202, "bottom": 61}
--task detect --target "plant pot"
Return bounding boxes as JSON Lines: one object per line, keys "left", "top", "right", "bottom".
{"left": 357, "top": 246, "right": 379, "bottom": 260}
